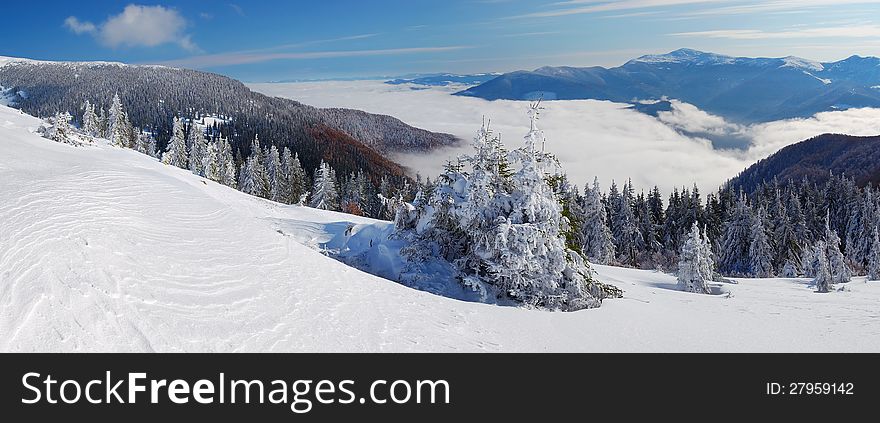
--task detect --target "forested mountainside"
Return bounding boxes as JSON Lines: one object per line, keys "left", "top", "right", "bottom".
{"left": 726, "top": 134, "right": 880, "bottom": 193}
{"left": 0, "top": 58, "right": 458, "bottom": 184}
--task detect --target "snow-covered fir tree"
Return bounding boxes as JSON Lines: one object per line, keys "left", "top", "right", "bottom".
{"left": 218, "top": 137, "right": 237, "bottom": 189}
{"left": 266, "top": 145, "right": 282, "bottom": 202}
{"left": 868, "top": 227, "right": 880, "bottom": 281}
{"left": 188, "top": 125, "right": 208, "bottom": 176}
{"left": 718, "top": 194, "right": 753, "bottom": 276}
{"left": 134, "top": 130, "right": 157, "bottom": 157}
{"left": 81, "top": 100, "right": 99, "bottom": 137}
{"left": 580, "top": 177, "right": 615, "bottom": 264}
{"left": 310, "top": 160, "right": 339, "bottom": 210}
{"left": 288, "top": 151, "right": 307, "bottom": 205}
{"left": 204, "top": 141, "right": 221, "bottom": 182}
{"left": 678, "top": 223, "right": 714, "bottom": 294}
{"left": 240, "top": 136, "right": 269, "bottom": 198}
{"left": 394, "top": 106, "right": 621, "bottom": 311}
{"left": 42, "top": 111, "right": 75, "bottom": 144}
{"left": 823, "top": 215, "right": 851, "bottom": 284}
{"left": 107, "top": 92, "right": 131, "bottom": 148}
{"left": 748, "top": 207, "right": 774, "bottom": 277}
{"left": 812, "top": 242, "right": 832, "bottom": 293}
{"left": 161, "top": 116, "right": 188, "bottom": 169}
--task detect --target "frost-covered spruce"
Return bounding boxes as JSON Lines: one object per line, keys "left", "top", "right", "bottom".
{"left": 718, "top": 194, "right": 753, "bottom": 276}
{"left": 678, "top": 223, "right": 714, "bottom": 294}
{"left": 397, "top": 105, "right": 621, "bottom": 311}
{"left": 266, "top": 146, "right": 282, "bottom": 202}
{"left": 581, "top": 177, "right": 615, "bottom": 264}
{"left": 81, "top": 100, "right": 99, "bottom": 137}
{"left": 310, "top": 160, "right": 339, "bottom": 211}
{"left": 812, "top": 242, "right": 832, "bottom": 293}
{"left": 748, "top": 207, "right": 774, "bottom": 277}
{"left": 188, "top": 126, "right": 208, "bottom": 176}
{"left": 107, "top": 92, "right": 130, "bottom": 148}
{"left": 868, "top": 227, "right": 880, "bottom": 281}
{"left": 42, "top": 111, "right": 75, "bottom": 144}
{"left": 823, "top": 216, "right": 851, "bottom": 284}
{"left": 162, "top": 117, "right": 188, "bottom": 169}
{"left": 204, "top": 141, "right": 221, "bottom": 182}
{"left": 134, "top": 130, "right": 157, "bottom": 157}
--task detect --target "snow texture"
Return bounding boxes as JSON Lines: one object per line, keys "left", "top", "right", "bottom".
{"left": 1, "top": 104, "right": 879, "bottom": 352}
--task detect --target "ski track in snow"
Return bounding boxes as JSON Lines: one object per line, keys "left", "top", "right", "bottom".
{"left": 1, "top": 104, "right": 879, "bottom": 352}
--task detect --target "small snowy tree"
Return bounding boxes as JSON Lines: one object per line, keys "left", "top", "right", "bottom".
{"left": 812, "top": 242, "right": 832, "bottom": 293}
{"left": 824, "top": 216, "right": 851, "bottom": 284}
{"left": 162, "top": 117, "right": 189, "bottom": 169}
{"left": 42, "top": 111, "right": 75, "bottom": 144}
{"left": 310, "top": 160, "right": 339, "bottom": 210}
{"left": 678, "top": 223, "right": 714, "bottom": 294}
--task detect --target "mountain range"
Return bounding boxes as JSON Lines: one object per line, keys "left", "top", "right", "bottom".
{"left": 456, "top": 49, "right": 880, "bottom": 123}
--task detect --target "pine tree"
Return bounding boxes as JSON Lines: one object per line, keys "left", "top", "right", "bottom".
{"left": 217, "top": 137, "right": 237, "bottom": 188}
{"left": 812, "top": 242, "right": 832, "bottom": 293}
{"left": 161, "top": 116, "right": 188, "bottom": 169}
{"left": 107, "top": 92, "right": 130, "bottom": 147}
{"left": 278, "top": 147, "right": 296, "bottom": 204}
{"left": 239, "top": 136, "right": 269, "bottom": 198}
{"left": 678, "top": 223, "right": 714, "bottom": 294}
{"left": 310, "top": 160, "right": 339, "bottom": 210}
{"left": 43, "top": 111, "right": 74, "bottom": 144}
{"left": 266, "top": 146, "right": 282, "bottom": 202}
{"left": 204, "top": 141, "right": 221, "bottom": 182}
{"left": 288, "top": 152, "right": 307, "bottom": 204}
{"left": 96, "top": 107, "right": 107, "bottom": 138}
{"left": 82, "top": 100, "right": 98, "bottom": 136}
{"left": 748, "top": 207, "right": 774, "bottom": 277}
{"left": 611, "top": 180, "right": 643, "bottom": 266}
{"left": 188, "top": 126, "right": 208, "bottom": 176}
{"left": 868, "top": 227, "right": 880, "bottom": 281}
{"left": 718, "top": 194, "right": 753, "bottom": 276}
{"left": 824, "top": 215, "right": 851, "bottom": 284}
{"left": 581, "top": 178, "right": 615, "bottom": 264}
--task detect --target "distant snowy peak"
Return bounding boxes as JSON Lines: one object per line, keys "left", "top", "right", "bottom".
{"left": 780, "top": 56, "right": 825, "bottom": 72}
{"left": 629, "top": 48, "right": 735, "bottom": 66}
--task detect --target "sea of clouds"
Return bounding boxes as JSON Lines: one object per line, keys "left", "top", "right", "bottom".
{"left": 250, "top": 81, "right": 880, "bottom": 194}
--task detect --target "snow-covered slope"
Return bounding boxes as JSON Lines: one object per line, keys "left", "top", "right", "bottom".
{"left": 1, "top": 104, "right": 879, "bottom": 352}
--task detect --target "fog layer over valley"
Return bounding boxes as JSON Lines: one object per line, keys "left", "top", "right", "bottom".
{"left": 251, "top": 81, "right": 880, "bottom": 192}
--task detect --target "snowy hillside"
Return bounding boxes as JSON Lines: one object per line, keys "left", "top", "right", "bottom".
{"left": 2, "top": 104, "right": 879, "bottom": 352}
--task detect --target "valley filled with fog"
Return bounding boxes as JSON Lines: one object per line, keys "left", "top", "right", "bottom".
{"left": 251, "top": 81, "right": 880, "bottom": 193}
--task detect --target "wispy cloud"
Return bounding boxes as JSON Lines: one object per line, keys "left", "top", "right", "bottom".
{"left": 509, "top": 0, "right": 725, "bottom": 19}
{"left": 671, "top": 25, "right": 880, "bottom": 40}
{"left": 162, "top": 46, "right": 472, "bottom": 68}
{"left": 65, "top": 5, "right": 198, "bottom": 51}
{"left": 682, "top": 0, "right": 880, "bottom": 16}
{"left": 500, "top": 31, "right": 561, "bottom": 38}
{"left": 229, "top": 3, "right": 245, "bottom": 17}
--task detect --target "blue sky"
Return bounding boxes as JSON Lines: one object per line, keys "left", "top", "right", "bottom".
{"left": 2, "top": 1, "right": 880, "bottom": 81}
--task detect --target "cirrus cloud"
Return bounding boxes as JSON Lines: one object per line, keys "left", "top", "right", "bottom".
{"left": 64, "top": 4, "right": 198, "bottom": 51}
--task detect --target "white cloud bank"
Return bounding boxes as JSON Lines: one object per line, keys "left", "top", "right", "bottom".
{"left": 249, "top": 81, "right": 880, "bottom": 193}
{"left": 65, "top": 5, "right": 197, "bottom": 51}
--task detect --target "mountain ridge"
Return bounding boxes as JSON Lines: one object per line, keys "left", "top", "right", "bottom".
{"left": 456, "top": 49, "right": 880, "bottom": 123}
